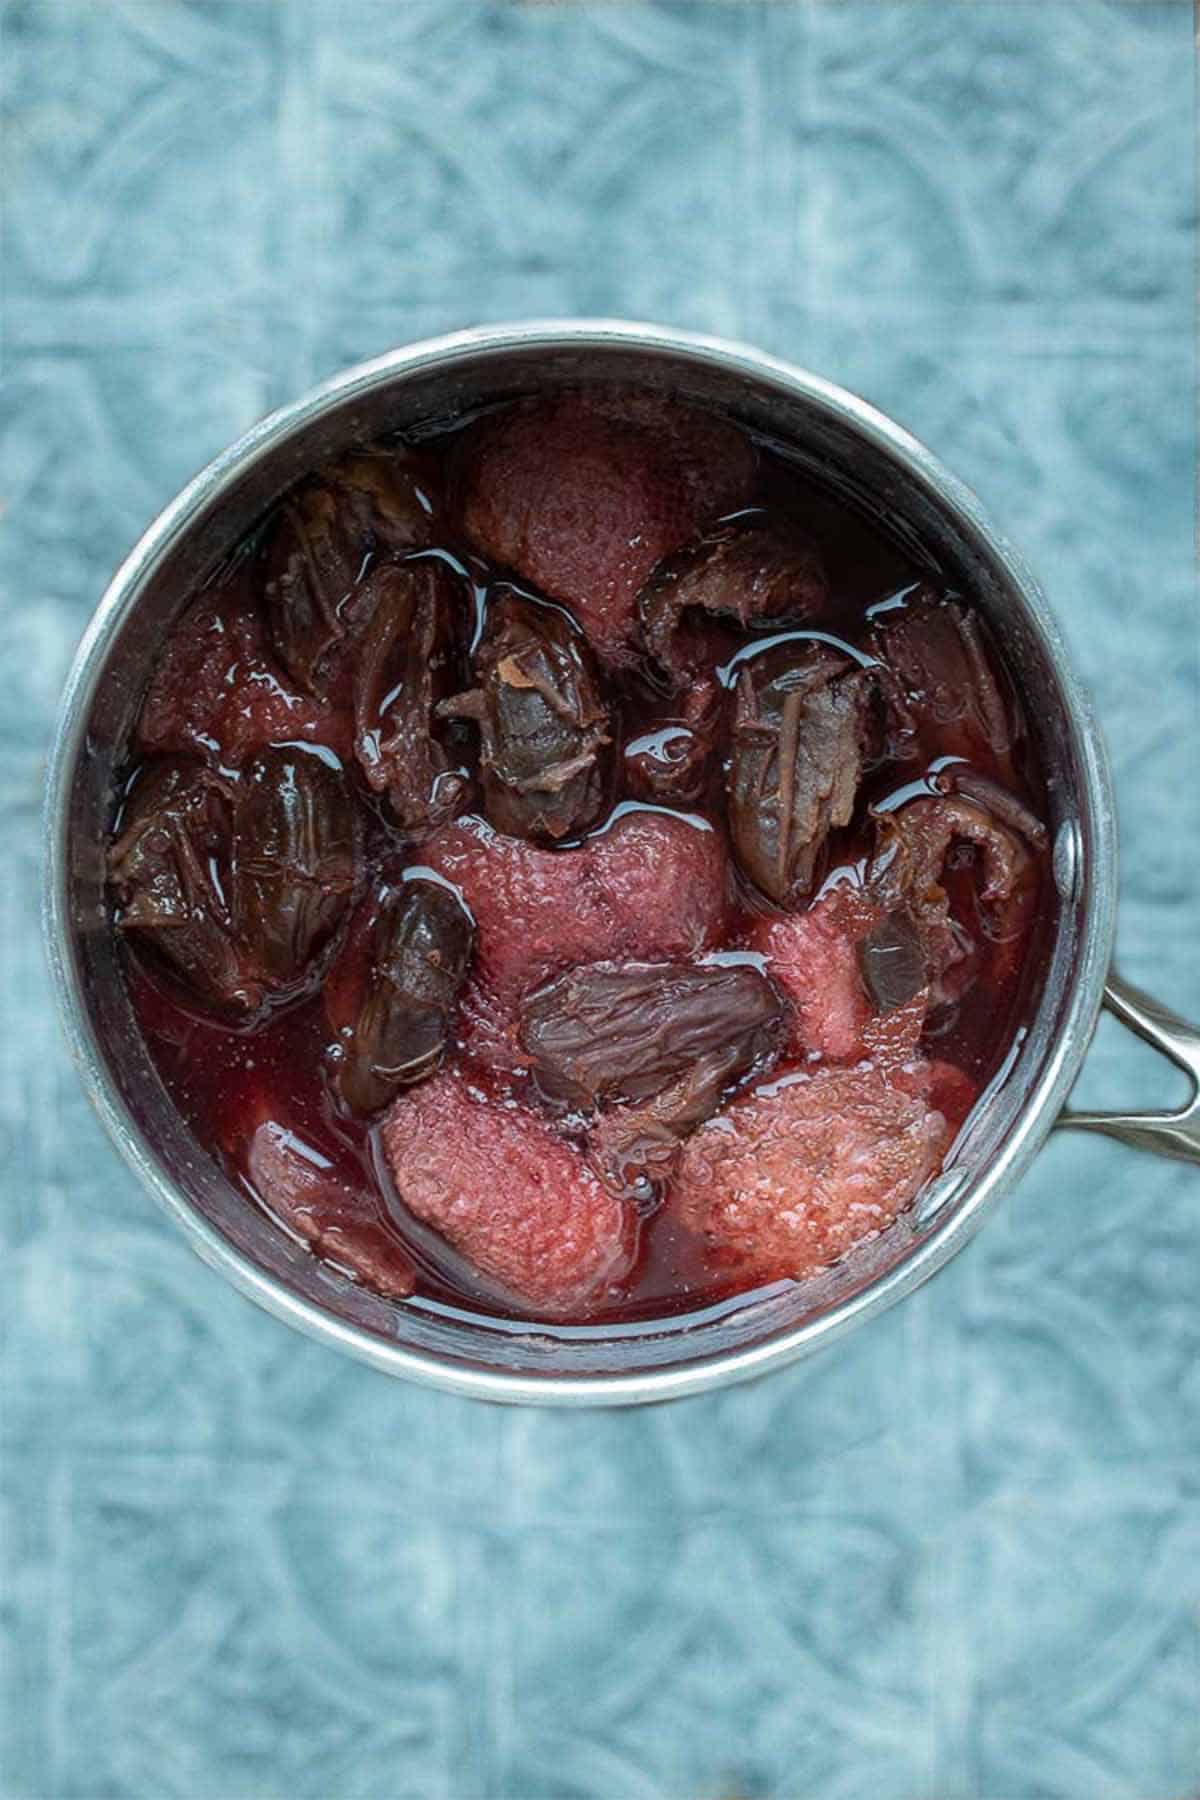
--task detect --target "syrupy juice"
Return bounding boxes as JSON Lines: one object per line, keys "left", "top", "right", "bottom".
{"left": 115, "top": 390, "right": 1053, "bottom": 1328}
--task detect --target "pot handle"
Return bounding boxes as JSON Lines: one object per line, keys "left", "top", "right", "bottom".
{"left": 1057, "top": 969, "right": 1200, "bottom": 1163}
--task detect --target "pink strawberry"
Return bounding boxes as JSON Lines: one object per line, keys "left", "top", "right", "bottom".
{"left": 457, "top": 390, "right": 755, "bottom": 663}
{"left": 751, "top": 888, "right": 878, "bottom": 1062}
{"left": 752, "top": 885, "right": 934, "bottom": 1069}
{"left": 382, "top": 1069, "right": 636, "bottom": 1316}
{"left": 422, "top": 809, "right": 730, "bottom": 1032}
{"left": 673, "top": 1060, "right": 953, "bottom": 1286}
{"left": 139, "top": 574, "right": 351, "bottom": 768}
{"left": 247, "top": 1117, "right": 416, "bottom": 1300}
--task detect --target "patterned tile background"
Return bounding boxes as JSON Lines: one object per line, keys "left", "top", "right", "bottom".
{"left": 1, "top": 2, "right": 1197, "bottom": 1796}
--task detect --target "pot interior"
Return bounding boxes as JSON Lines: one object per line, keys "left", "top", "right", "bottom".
{"left": 52, "top": 331, "right": 1108, "bottom": 1394}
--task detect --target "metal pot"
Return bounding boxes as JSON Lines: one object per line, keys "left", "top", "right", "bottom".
{"left": 43, "top": 321, "right": 1200, "bottom": 1406}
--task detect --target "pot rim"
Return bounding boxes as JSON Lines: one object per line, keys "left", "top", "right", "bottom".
{"left": 42, "top": 318, "right": 1118, "bottom": 1405}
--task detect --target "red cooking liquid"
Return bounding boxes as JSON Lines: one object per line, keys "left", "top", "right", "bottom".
{"left": 116, "top": 404, "right": 1052, "bottom": 1328}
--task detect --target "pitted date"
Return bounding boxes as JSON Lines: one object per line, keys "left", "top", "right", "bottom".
{"left": 871, "top": 590, "right": 1013, "bottom": 770}
{"left": 639, "top": 519, "right": 829, "bottom": 685}
{"left": 263, "top": 447, "right": 439, "bottom": 695}
{"left": 440, "top": 592, "right": 612, "bottom": 842}
{"left": 520, "top": 959, "right": 784, "bottom": 1195}
{"left": 727, "top": 641, "right": 873, "bottom": 906}
{"left": 231, "top": 746, "right": 358, "bottom": 985}
{"left": 869, "top": 793, "right": 1036, "bottom": 1004}
{"left": 521, "top": 959, "right": 783, "bottom": 1110}
{"left": 352, "top": 559, "right": 471, "bottom": 832}
{"left": 109, "top": 757, "right": 260, "bottom": 1013}
{"left": 332, "top": 878, "right": 476, "bottom": 1115}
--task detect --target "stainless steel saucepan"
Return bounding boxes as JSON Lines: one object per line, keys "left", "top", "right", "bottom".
{"left": 43, "top": 322, "right": 1200, "bottom": 1405}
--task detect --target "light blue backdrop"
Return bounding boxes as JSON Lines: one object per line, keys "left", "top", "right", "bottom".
{"left": 1, "top": 4, "right": 1196, "bottom": 1796}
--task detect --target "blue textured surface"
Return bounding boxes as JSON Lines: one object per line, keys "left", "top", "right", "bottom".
{"left": 1, "top": 3, "right": 1197, "bottom": 1796}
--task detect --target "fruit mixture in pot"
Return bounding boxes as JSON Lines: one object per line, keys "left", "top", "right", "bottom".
{"left": 108, "top": 387, "right": 1050, "bottom": 1325}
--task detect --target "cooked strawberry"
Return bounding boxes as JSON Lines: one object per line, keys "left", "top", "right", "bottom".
{"left": 457, "top": 390, "right": 755, "bottom": 663}
{"left": 382, "top": 1069, "right": 636, "bottom": 1315}
{"left": 247, "top": 1117, "right": 416, "bottom": 1299}
{"left": 139, "top": 574, "right": 350, "bottom": 767}
{"left": 751, "top": 888, "right": 878, "bottom": 1062}
{"left": 673, "top": 1061, "right": 953, "bottom": 1286}
{"left": 751, "top": 885, "right": 933, "bottom": 1067}
{"left": 422, "top": 808, "right": 730, "bottom": 1022}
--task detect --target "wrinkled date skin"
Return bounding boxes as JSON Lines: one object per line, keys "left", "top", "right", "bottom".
{"left": 872, "top": 591, "right": 1013, "bottom": 773}
{"left": 352, "top": 559, "right": 472, "bottom": 832}
{"left": 440, "top": 592, "right": 612, "bottom": 842}
{"left": 522, "top": 960, "right": 783, "bottom": 1109}
{"left": 521, "top": 960, "right": 785, "bottom": 1196}
{"left": 332, "top": 878, "right": 476, "bottom": 1115}
{"left": 232, "top": 746, "right": 359, "bottom": 986}
{"left": 868, "top": 794, "right": 1037, "bottom": 1004}
{"left": 109, "top": 757, "right": 262, "bottom": 1013}
{"left": 728, "top": 641, "right": 873, "bottom": 905}
{"left": 640, "top": 519, "right": 830, "bottom": 686}
{"left": 263, "top": 447, "right": 439, "bottom": 695}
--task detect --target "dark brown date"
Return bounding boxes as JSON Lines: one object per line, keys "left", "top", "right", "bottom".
{"left": 332, "top": 879, "right": 476, "bottom": 1115}
{"left": 231, "top": 746, "right": 358, "bottom": 985}
{"left": 263, "top": 447, "right": 438, "bottom": 694}
{"left": 440, "top": 592, "right": 612, "bottom": 842}
{"left": 352, "top": 559, "right": 472, "bottom": 832}
{"left": 871, "top": 590, "right": 1013, "bottom": 772}
{"left": 868, "top": 794, "right": 1036, "bottom": 1005}
{"left": 639, "top": 519, "right": 829, "bottom": 686}
{"left": 521, "top": 959, "right": 783, "bottom": 1109}
{"left": 727, "top": 641, "right": 873, "bottom": 906}
{"left": 109, "top": 757, "right": 261, "bottom": 1013}
{"left": 520, "top": 959, "right": 784, "bottom": 1195}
